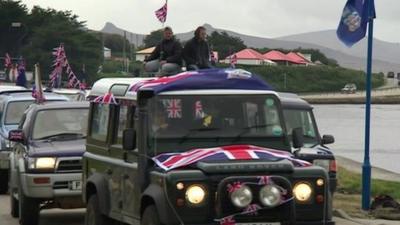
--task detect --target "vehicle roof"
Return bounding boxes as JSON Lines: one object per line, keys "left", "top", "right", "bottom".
{"left": 90, "top": 69, "right": 274, "bottom": 100}
{"left": 0, "top": 85, "right": 27, "bottom": 93}
{"left": 278, "top": 92, "right": 312, "bottom": 109}
{"left": 52, "top": 88, "right": 84, "bottom": 94}
{"left": 0, "top": 91, "right": 69, "bottom": 101}
{"left": 27, "top": 101, "right": 89, "bottom": 112}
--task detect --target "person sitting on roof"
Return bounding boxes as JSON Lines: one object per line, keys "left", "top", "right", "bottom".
{"left": 183, "top": 26, "right": 213, "bottom": 71}
{"left": 144, "top": 26, "right": 182, "bottom": 77}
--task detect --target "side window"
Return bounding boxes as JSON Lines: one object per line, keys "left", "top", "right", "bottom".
{"left": 90, "top": 103, "right": 110, "bottom": 142}
{"left": 114, "top": 105, "right": 129, "bottom": 144}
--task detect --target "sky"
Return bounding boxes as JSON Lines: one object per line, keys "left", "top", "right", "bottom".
{"left": 22, "top": 0, "right": 400, "bottom": 43}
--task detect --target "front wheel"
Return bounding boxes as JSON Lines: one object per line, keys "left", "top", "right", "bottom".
{"left": 85, "top": 194, "right": 113, "bottom": 225}
{"left": 141, "top": 205, "right": 162, "bottom": 225}
{"left": 18, "top": 187, "right": 39, "bottom": 225}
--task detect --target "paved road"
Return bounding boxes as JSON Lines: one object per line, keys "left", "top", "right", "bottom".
{"left": 0, "top": 194, "right": 84, "bottom": 225}
{"left": 1, "top": 194, "right": 398, "bottom": 225}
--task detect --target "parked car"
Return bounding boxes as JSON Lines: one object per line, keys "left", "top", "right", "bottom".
{"left": 341, "top": 83, "right": 357, "bottom": 94}
{"left": 51, "top": 88, "right": 88, "bottom": 101}
{"left": 387, "top": 71, "right": 395, "bottom": 78}
{"left": 0, "top": 89, "right": 68, "bottom": 194}
{"left": 8, "top": 101, "right": 89, "bottom": 225}
{"left": 279, "top": 92, "right": 336, "bottom": 194}
{"left": 83, "top": 70, "right": 334, "bottom": 225}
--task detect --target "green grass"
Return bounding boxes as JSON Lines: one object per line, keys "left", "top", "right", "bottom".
{"left": 337, "top": 166, "right": 400, "bottom": 200}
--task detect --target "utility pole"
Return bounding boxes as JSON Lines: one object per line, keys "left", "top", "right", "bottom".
{"left": 123, "top": 31, "right": 127, "bottom": 73}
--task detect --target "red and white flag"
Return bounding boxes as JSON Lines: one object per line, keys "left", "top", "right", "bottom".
{"left": 155, "top": 1, "right": 168, "bottom": 23}
{"left": 32, "top": 64, "right": 46, "bottom": 104}
{"left": 4, "top": 53, "right": 12, "bottom": 69}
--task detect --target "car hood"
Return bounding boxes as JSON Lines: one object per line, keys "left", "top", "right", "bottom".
{"left": 28, "top": 139, "right": 85, "bottom": 157}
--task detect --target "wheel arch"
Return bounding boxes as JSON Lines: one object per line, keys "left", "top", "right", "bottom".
{"left": 85, "top": 173, "right": 110, "bottom": 216}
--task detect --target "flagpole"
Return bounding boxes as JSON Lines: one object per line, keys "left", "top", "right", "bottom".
{"left": 362, "top": 0, "right": 374, "bottom": 210}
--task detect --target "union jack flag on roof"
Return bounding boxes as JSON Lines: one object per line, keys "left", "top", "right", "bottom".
{"left": 129, "top": 68, "right": 273, "bottom": 94}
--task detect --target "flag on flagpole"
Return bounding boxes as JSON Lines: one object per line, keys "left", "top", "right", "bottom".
{"left": 230, "top": 54, "right": 237, "bottom": 68}
{"left": 33, "top": 64, "right": 46, "bottom": 103}
{"left": 155, "top": 1, "right": 168, "bottom": 23}
{"left": 337, "top": 0, "right": 376, "bottom": 47}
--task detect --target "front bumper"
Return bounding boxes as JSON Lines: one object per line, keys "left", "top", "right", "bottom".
{"left": 0, "top": 150, "right": 10, "bottom": 169}
{"left": 20, "top": 172, "right": 82, "bottom": 198}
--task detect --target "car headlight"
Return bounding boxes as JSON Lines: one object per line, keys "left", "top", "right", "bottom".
{"left": 185, "top": 185, "right": 206, "bottom": 205}
{"left": 230, "top": 185, "right": 252, "bottom": 208}
{"left": 259, "top": 185, "right": 282, "bottom": 207}
{"left": 27, "top": 157, "right": 56, "bottom": 169}
{"left": 293, "top": 182, "right": 313, "bottom": 202}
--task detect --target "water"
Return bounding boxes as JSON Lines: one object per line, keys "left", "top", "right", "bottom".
{"left": 313, "top": 104, "right": 400, "bottom": 173}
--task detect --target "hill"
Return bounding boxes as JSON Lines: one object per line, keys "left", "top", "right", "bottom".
{"left": 100, "top": 23, "right": 400, "bottom": 73}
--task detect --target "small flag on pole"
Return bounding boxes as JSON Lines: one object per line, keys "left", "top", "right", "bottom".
{"left": 32, "top": 64, "right": 46, "bottom": 103}
{"left": 4, "top": 53, "right": 12, "bottom": 69}
{"left": 337, "top": 0, "right": 376, "bottom": 47}
{"left": 155, "top": 1, "right": 168, "bottom": 23}
{"left": 230, "top": 54, "right": 237, "bottom": 68}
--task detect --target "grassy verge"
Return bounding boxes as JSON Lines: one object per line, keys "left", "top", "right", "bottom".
{"left": 334, "top": 166, "right": 400, "bottom": 219}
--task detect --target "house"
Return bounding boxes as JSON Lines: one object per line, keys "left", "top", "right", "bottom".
{"left": 103, "top": 47, "right": 111, "bottom": 59}
{"left": 286, "top": 52, "right": 312, "bottom": 65}
{"left": 223, "top": 49, "right": 276, "bottom": 66}
{"left": 135, "top": 47, "right": 155, "bottom": 62}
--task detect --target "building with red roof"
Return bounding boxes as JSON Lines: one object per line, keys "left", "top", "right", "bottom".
{"left": 223, "top": 48, "right": 276, "bottom": 66}
{"left": 286, "top": 52, "right": 311, "bottom": 65}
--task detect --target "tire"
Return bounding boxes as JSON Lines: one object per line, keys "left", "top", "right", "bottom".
{"left": 18, "top": 187, "right": 39, "bottom": 225}
{"left": 85, "top": 194, "right": 113, "bottom": 225}
{"left": 0, "top": 169, "right": 8, "bottom": 194}
{"left": 10, "top": 188, "right": 19, "bottom": 218}
{"left": 141, "top": 205, "right": 162, "bottom": 225}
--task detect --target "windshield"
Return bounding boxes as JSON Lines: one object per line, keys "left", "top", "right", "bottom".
{"left": 32, "top": 108, "right": 88, "bottom": 140}
{"left": 148, "top": 94, "right": 286, "bottom": 154}
{"left": 283, "top": 109, "right": 319, "bottom": 148}
{"left": 4, "top": 101, "right": 34, "bottom": 125}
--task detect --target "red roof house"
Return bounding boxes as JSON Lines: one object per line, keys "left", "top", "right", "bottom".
{"left": 224, "top": 49, "right": 276, "bottom": 65}
{"left": 286, "top": 52, "right": 311, "bottom": 65}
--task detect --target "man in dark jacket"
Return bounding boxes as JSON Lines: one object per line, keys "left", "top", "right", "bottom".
{"left": 144, "top": 27, "right": 182, "bottom": 76}
{"left": 183, "top": 26, "right": 212, "bottom": 70}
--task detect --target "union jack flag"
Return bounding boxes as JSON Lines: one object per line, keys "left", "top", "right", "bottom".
{"left": 153, "top": 145, "right": 311, "bottom": 171}
{"left": 92, "top": 92, "right": 118, "bottom": 105}
{"left": 32, "top": 64, "right": 46, "bottom": 103}
{"left": 4, "top": 53, "right": 12, "bottom": 68}
{"left": 219, "top": 216, "right": 235, "bottom": 225}
{"left": 155, "top": 1, "right": 168, "bottom": 23}
{"left": 230, "top": 54, "right": 237, "bottom": 68}
{"left": 163, "top": 99, "right": 182, "bottom": 118}
{"left": 195, "top": 100, "right": 205, "bottom": 119}
{"left": 243, "top": 204, "right": 262, "bottom": 216}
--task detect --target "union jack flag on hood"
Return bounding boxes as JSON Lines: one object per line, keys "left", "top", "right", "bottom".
{"left": 153, "top": 145, "right": 311, "bottom": 171}
{"left": 129, "top": 68, "right": 273, "bottom": 94}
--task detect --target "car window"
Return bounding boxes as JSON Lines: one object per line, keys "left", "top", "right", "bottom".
{"left": 32, "top": 108, "right": 88, "bottom": 140}
{"left": 4, "top": 101, "right": 34, "bottom": 125}
{"left": 90, "top": 104, "right": 110, "bottom": 142}
{"left": 114, "top": 105, "right": 129, "bottom": 144}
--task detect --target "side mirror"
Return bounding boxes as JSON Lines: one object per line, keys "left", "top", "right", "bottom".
{"left": 9, "top": 130, "right": 25, "bottom": 143}
{"left": 123, "top": 128, "right": 136, "bottom": 151}
{"left": 322, "top": 135, "right": 335, "bottom": 145}
{"left": 292, "top": 127, "right": 304, "bottom": 149}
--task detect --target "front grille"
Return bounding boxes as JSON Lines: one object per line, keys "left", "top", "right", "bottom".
{"left": 56, "top": 159, "right": 82, "bottom": 173}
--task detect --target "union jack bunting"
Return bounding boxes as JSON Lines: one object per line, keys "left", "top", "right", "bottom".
{"left": 153, "top": 145, "right": 311, "bottom": 171}
{"left": 4, "top": 53, "right": 12, "bottom": 68}
{"left": 49, "top": 44, "right": 82, "bottom": 88}
{"left": 219, "top": 216, "right": 235, "bottom": 225}
{"left": 92, "top": 92, "right": 118, "bottom": 105}
{"left": 155, "top": 1, "right": 168, "bottom": 23}
{"left": 243, "top": 204, "right": 262, "bottom": 216}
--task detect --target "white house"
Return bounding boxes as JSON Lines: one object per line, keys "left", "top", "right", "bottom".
{"left": 104, "top": 47, "right": 111, "bottom": 59}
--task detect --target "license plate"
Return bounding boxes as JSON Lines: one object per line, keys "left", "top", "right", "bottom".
{"left": 237, "top": 223, "right": 280, "bottom": 225}
{"left": 70, "top": 181, "right": 82, "bottom": 190}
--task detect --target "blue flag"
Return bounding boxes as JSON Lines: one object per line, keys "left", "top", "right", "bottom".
{"left": 337, "top": 0, "right": 376, "bottom": 47}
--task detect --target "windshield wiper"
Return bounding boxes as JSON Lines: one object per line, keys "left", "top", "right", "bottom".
{"left": 179, "top": 127, "right": 220, "bottom": 144}
{"left": 232, "top": 124, "right": 273, "bottom": 142}
{"left": 37, "top": 133, "right": 85, "bottom": 141}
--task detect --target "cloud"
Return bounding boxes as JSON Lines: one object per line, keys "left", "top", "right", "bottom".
{"left": 21, "top": 0, "right": 400, "bottom": 43}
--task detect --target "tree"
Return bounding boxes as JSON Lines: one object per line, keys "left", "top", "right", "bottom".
{"left": 143, "top": 29, "right": 164, "bottom": 48}
{"left": 208, "top": 31, "right": 247, "bottom": 59}
{"left": 101, "top": 33, "right": 133, "bottom": 55}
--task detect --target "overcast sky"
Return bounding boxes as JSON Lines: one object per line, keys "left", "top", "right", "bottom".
{"left": 22, "top": 0, "right": 400, "bottom": 43}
